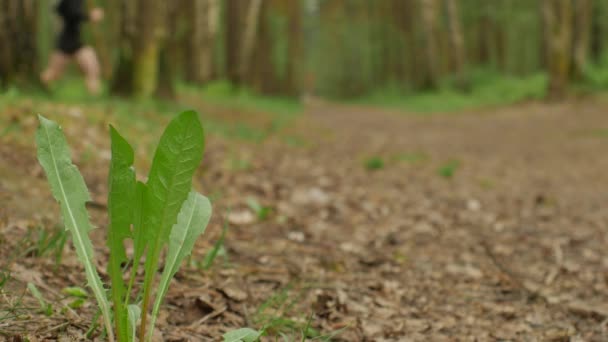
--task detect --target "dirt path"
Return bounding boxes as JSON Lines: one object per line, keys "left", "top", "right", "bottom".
{"left": 2, "top": 99, "right": 608, "bottom": 340}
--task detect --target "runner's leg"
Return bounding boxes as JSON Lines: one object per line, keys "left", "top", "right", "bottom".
{"left": 40, "top": 51, "right": 70, "bottom": 86}
{"left": 75, "top": 46, "right": 101, "bottom": 95}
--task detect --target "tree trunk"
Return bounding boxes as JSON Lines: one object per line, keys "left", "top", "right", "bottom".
{"left": 419, "top": 0, "right": 441, "bottom": 89}
{"left": 225, "top": 0, "right": 243, "bottom": 87}
{"left": 187, "top": 0, "right": 220, "bottom": 84}
{"left": 542, "top": 0, "right": 574, "bottom": 99}
{"left": 445, "top": 0, "right": 469, "bottom": 91}
{"left": 284, "top": 0, "right": 302, "bottom": 96}
{"left": 110, "top": 0, "right": 137, "bottom": 95}
{"left": 572, "top": 0, "right": 593, "bottom": 80}
{"left": 239, "top": 0, "right": 263, "bottom": 84}
{"left": 0, "top": 0, "right": 39, "bottom": 88}
{"left": 132, "top": 0, "right": 161, "bottom": 97}
{"left": 155, "top": 0, "right": 181, "bottom": 99}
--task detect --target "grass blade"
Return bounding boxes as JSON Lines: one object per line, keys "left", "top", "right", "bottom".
{"left": 148, "top": 191, "right": 212, "bottom": 339}
{"left": 36, "top": 115, "right": 114, "bottom": 342}
{"left": 139, "top": 110, "right": 205, "bottom": 340}
{"left": 27, "top": 283, "right": 52, "bottom": 316}
{"left": 107, "top": 126, "right": 136, "bottom": 341}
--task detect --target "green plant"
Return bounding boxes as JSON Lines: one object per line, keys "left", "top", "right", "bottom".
{"left": 201, "top": 220, "right": 229, "bottom": 270}
{"left": 364, "top": 156, "right": 385, "bottom": 170}
{"left": 36, "top": 111, "right": 212, "bottom": 341}
{"left": 247, "top": 197, "right": 272, "bottom": 221}
{"left": 22, "top": 225, "right": 67, "bottom": 265}
{"left": 438, "top": 160, "right": 460, "bottom": 179}
{"left": 27, "top": 283, "right": 52, "bottom": 316}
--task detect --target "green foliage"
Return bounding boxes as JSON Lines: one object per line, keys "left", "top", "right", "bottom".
{"left": 202, "top": 221, "right": 229, "bottom": 270}
{"left": 364, "top": 156, "right": 385, "bottom": 171}
{"left": 107, "top": 126, "right": 136, "bottom": 342}
{"left": 356, "top": 71, "right": 547, "bottom": 113}
{"left": 36, "top": 115, "right": 114, "bottom": 340}
{"left": 24, "top": 225, "right": 67, "bottom": 264}
{"left": 36, "top": 111, "right": 212, "bottom": 342}
{"left": 149, "top": 191, "right": 212, "bottom": 336}
{"left": 63, "top": 286, "right": 89, "bottom": 309}
{"left": 62, "top": 287, "right": 88, "bottom": 298}
{"left": 247, "top": 197, "right": 272, "bottom": 221}
{"left": 182, "top": 81, "right": 302, "bottom": 117}
{"left": 438, "top": 160, "right": 460, "bottom": 179}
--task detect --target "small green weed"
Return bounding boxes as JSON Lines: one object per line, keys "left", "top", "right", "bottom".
{"left": 247, "top": 197, "right": 272, "bottom": 221}
{"left": 23, "top": 225, "right": 67, "bottom": 264}
{"left": 438, "top": 160, "right": 460, "bottom": 179}
{"left": 201, "top": 221, "right": 229, "bottom": 270}
{"left": 364, "top": 156, "right": 385, "bottom": 170}
{"left": 246, "top": 286, "right": 345, "bottom": 341}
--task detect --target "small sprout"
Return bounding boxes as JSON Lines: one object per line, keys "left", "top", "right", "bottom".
{"left": 438, "top": 160, "right": 460, "bottom": 178}
{"left": 364, "top": 156, "right": 385, "bottom": 170}
{"left": 202, "top": 222, "right": 228, "bottom": 270}
{"left": 247, "top": 197, "right": 272, "bottom": 221}
{"left": 68, "top": 298, "right": 86, "bottom": 309}
{"left": 62, "top": 286, "right": 88, "bottom": 298}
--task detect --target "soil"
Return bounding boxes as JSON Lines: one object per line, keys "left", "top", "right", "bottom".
{"left": 1, "top": 97, "right": 608, "bottom": 341}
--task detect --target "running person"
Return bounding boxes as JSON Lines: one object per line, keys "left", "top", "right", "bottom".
{"left": 41, "top": 0, "right": 104, "bottom": 95}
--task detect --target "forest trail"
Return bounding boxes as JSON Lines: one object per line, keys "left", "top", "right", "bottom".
{"left": 2, "top": 99, "right": 608, "bottom": 340}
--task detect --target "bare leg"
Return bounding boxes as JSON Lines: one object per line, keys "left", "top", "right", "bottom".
{"left": 75, "top": 46, "right": 101, "bottom": 95}
{"left": 40, "top": 51, "right": 70, "bottom": 86}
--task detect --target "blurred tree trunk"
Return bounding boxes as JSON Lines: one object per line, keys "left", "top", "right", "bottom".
{"left": 239, "top": 0, "right": 263, "bottom": 84}
{"left": 225, "top": 0, "right": 243, "bottom": 87}
{"left": 250, "top": 0, "right": 278, "bottom": 94}
{"left": 283, "top": 0, "right": 302, "bottom": 96}
{"left": 132, "top": 0, "right": 161, "bottom": 97}
{"left": 0, "top": 0, "right": 40, "bottom": 88}
{"left": 187, "top": 0, "right": 220, "bottom": 84}
{"left": 445, "top": 0, "right": 469, "bottom": 91}
{"left": 110, "top": 0, "right": 137, "bottom": 95}
{"left": 477, "top": 1, "right": 493, "bottom": 65}
{"left": 542, "top": 0, "right": 574, "bottom": 99}
{"left": 572, "top": 0, "right": 593, "bottom": 80}
{"left": 419, "top": 0, "right": 441, "bottom": 89}
{"left": 155, "top": 0, "right": 181, "bottom": 99}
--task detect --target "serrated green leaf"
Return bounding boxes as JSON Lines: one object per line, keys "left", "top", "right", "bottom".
{"left": 36, "top": 115, "right": 114, "bottom": 341}
{"left": 128, "top": 304, "right": 141, "bottom": 342}
{"left": 148, "top": 191, "right": 212, "bottom": 337}
{"left": 107, "top": 125, "right": 135, "bottom": 342}
{"left": 223, "top": 328, "right": 262, "bottom": 342}
{"left": 139, "top": 110, "right": 205, "bottom": 340}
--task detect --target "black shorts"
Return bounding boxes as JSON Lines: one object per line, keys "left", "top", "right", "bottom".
{"left": 57, "top": 31, "right": 83, "bottom": 55}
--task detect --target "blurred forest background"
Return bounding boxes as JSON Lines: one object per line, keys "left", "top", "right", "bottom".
{"left": 1, "top": 0, "right": 607, "bottom": 106}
